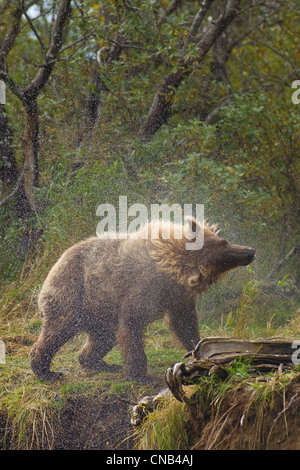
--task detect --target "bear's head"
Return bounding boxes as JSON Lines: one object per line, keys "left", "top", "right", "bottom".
{"left": 185, "top": 217, "right": 255, "bottom": 290}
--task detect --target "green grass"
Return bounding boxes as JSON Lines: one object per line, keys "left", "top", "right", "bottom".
{"left": 134, "top": 362, "right": 300, "bottom": 450}
{"left": 0, "top": 314, "right": 188, "bottom": 449}
{"left": 136, "top": 395, "right": 189, "bottom": 450}
{"left": 0, "top": 260, "right": 299, "bottom": 450}
{"left": 1, "top": 309, "right": 299, "bottom": 449}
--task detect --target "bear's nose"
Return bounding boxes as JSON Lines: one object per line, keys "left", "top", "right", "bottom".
{"left": 247, "top": 248, "right": 256, "bottom": 261}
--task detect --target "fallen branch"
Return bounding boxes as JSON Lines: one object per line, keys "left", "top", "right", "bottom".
{"left": 0, "top": 164, "right": 27, "bottom": 209}
{"left": 266, "top": 243, "right": 300, "bottom": 281}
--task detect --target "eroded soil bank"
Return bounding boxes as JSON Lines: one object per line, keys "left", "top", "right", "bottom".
{"left": 135, "top": 372, "right": 300, "bottom": 451}
{"left": 1, "top": 394, "right": 135, "bottom": 450}
{"left": 186, "top": 375, "right": 300, "bottom": 450}
{"left": 1, "top": 373, "right": 300, "bottom": 450}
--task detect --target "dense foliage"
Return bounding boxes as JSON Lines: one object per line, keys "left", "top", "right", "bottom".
{"left": 0, "top": 0, "right": 299, "bottom": 329}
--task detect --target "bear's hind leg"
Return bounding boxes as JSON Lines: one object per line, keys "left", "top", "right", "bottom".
{"left": 30, "top": 321, "right": 78, "bottom": 380}
{"left": 78, "top": 327, "right": 121, "bottom": 373}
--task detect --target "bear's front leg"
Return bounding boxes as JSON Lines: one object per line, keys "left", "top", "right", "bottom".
{"left": 117, "top": 317, "right": 148, "bottom": 382}
{"left": 166, "top": 300, "right": 200, "bottom": 352}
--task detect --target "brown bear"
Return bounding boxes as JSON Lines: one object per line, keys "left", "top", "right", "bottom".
{"left": 30, "top": 217, "right": 255, "bottom": 382}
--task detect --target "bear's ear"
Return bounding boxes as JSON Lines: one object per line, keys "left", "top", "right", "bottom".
{"left": 187, "top": 267, "right": 201, "bottom": 287}
{"left": 188, "top": 274, "right": 200, "bottom": 287}
{"left": 185, "top": 216, "right": 201, "bottom": 239}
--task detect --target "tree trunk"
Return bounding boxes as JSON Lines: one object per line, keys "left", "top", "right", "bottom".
{"left": 77, "top": 42, "right": 123, "bottom": 149}
{"left": 139, "top": 66, "right": 187, "bottom": 142}
{"left": 0, "top": 0, "right": 72, "bottom": 215}
{"left": 0, "top": 103, "right": 19, "bottom": 189}
{"left": 22, "top": 99, "right": 39, "bottom": 211}
{"left": 139, "top": 0, "right": 241, "bottom": 141}
{"left": 76, "top": 59, "right": 109, "bottom": 148}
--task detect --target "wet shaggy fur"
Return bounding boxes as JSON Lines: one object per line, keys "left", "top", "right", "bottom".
{"left": 30, "top": 218, "right": 255, "bottom": 381}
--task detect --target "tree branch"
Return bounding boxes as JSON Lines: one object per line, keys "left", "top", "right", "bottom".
{"left": 192, "top": 0, "right": 241, "bottom": 64}
{"left": 24, "top": 0, "right": 72, "bottom": 101}
{"left": 57, "top": 28, "right": 96, "bottom": 56}
{"left": 96, "top": 34, "right": 156, "bottom": 53}
{"left": 0, "top": 164, "right": 26, "bottom": 209}
{"left": 182, "top": 0, "right": 215, "bottom": 52}
{"left": 140, "top": 0, "right": 242, "bottom": 140}
{"left": 21, "top": 0, "right": 47, "bottom": 61}
{"left": 255, "top": 34, "right": 298, "bottom": 72}
{"left": 158, "top": 0, "right": 184, "bottom": 26}
{"left": 266, "top": 243, "right": 300, "bottom": 281}
{"left": 0, "top": 69, "right": 24, "bottom": 101}
{"left": 0, "top": 0, "right": 11, "bottom": 17}
{"left": 0, "top": 5, "right": 22, "bottom": 56}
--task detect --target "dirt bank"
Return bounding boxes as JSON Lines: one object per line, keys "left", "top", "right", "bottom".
{"left": 1, "top": 393, "right": 135, "bottom": 450}
{"left": 2, "top": 373, "right": 300, "bottom": 450}
{"left": 135, "top": 371, "right": 300, "bottom": 450}
{"left": 189, "top": 375, "right": 300, "bottom": 450}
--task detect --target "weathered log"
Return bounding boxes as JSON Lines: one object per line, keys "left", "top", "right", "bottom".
{"left": 131, "top": 337, "right": 299, "bottom": 426}
{"left": 165, "top": 337, "right": 297, "bottom": 402}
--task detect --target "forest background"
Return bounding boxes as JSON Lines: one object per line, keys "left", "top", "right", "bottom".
{"left": 0, "top": 0, "right": 299, "bottom": 349}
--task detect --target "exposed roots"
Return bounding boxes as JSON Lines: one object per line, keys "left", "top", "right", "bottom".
{"left": 134, "top": 371, "right": 300, "bottom": 450}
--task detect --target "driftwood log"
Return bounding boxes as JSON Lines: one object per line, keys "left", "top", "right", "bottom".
{"left": 165, "top": 337, "right": 297, "bottom": 402}
{"left": 131, "top": 336, "right": 298, "bottom": 426}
